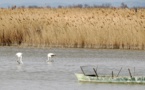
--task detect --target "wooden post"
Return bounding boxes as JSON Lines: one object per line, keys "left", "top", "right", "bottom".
{"left": 80, "top": 66, "right": 86, "bottom": 75}
{"left": 112, "top": 71, "right": 114, "bottom": 79}
{"left": 93, "top": 68, "right": 98, "bottom": 77}
{"left": 128, "top": 69, "right": 132, "bottom": 78}
{"left": 117, "top": 67, "right": 122, "bottom": 77}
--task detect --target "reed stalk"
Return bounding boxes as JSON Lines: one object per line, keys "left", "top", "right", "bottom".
{"left": 0, "top": 8, "right": 145, "bottom": 49}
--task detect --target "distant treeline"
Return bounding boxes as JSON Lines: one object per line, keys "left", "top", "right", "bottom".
{"left": 5, "top": 2, "right": 145, "bottom": 9}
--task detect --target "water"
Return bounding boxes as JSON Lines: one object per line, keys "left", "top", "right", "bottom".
{"left": 0, "top": 47, "right": 145, "bottom": 90}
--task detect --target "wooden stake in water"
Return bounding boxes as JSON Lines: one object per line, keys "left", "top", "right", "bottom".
{"left": 128, "top": 68, "right": 132, "bottom": 78}
{"left": 93, "top": 68, "right": 98, "bottom": 78}
{"left": 117, "top": 67, "right": 122, "bottom": 77}
{"left": 80, "top": 66, "right": 86, "bottom": 75}
{"left": 112, "top": 71, "right": 114, "bottom": 79}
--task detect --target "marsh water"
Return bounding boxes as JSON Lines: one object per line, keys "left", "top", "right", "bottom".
{"left": 0, "top": 47, "right": 145, "bottom": 90}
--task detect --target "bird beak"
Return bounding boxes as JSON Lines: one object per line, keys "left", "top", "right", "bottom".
{"left": 52, "top": 55, "right": 56, "bottom": 57}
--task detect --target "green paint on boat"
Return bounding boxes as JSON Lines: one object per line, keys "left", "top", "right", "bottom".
{"left": 75, "top": 73, "right": 145, "bottom": 84}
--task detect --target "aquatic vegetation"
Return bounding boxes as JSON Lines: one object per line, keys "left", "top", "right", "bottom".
{"left": 0, "top": 8, "right": 145, "bottom": 49}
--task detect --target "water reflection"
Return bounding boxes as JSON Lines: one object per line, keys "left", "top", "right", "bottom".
{"left": 16, "top": 64, "right": 23, "bottom": 72}
{"left": 47, "top": 62, "right": 53, "bottom": 65}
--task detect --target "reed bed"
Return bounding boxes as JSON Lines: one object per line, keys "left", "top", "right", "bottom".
{"left": 0, "top": 8, "right": 145, "bottom": 49}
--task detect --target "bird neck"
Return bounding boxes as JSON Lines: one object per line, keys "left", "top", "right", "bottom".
{"left": 20, "top": 56, "right": 22, "bottom": 60}
{"left": 48, "top": 56, "right": 54, "bottom": 62}
{"left": 19, "top": 56, "right": 23, "bottom": 64}
{"left": 48, "top": 57, "right": 51, "bottom": 60}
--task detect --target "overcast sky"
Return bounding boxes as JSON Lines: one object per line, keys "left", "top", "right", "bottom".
{"left": 0, "top": 0, "right": 145, "bottom": 7}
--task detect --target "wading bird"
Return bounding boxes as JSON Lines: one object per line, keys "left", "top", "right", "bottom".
{"left": 16, "top": 52, "right": 23, "bottom": 65}
{"left": 47, "top": 53, "right": 56, "bottom": 62}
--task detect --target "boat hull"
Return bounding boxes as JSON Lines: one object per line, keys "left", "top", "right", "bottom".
{"left": 75, "top": 73, "right": 145, "bottom": 84}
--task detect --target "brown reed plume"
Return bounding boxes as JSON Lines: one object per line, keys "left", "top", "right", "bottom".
{"left": 0, "top": 8, "right": 145, "bottom": 49}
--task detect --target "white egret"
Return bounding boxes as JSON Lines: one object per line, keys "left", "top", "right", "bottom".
{"left": 16, "top": 52, "right": 23, "bottom": 65}
{"left": 47, "top": 53, "right": 56, "bottom": 62}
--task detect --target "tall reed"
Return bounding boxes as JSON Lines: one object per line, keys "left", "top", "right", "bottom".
{"left": 0, "top": 8, "right": 145, "bottom": 49}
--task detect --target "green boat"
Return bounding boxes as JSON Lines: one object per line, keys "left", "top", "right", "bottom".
{"left": 75, "top": 66, "right": 145, "bottom": 84}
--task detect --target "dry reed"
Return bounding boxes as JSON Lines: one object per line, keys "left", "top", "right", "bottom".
{"left": 0, "top": 8, "right": 145, "bottom": 49}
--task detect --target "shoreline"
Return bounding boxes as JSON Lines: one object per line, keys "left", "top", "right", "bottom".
{"left": 0, "top": 44, "right": 144, "bottom": 50}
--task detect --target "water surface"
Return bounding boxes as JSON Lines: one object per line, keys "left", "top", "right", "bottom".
{"left": 0, "top": 47, "right": 145, "bottom": 90}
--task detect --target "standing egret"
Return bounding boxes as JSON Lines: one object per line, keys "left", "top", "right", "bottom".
{"left": 47, "top": 53, "right": 56, "bottom": 62}
{"left": 16, "top": 52, "right": 23, "bottom": 65}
